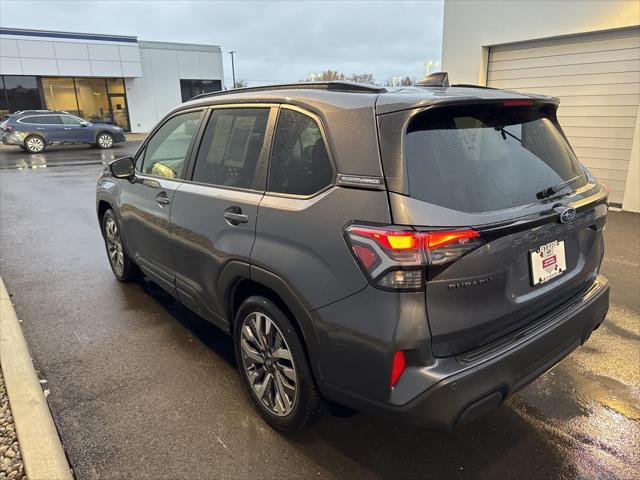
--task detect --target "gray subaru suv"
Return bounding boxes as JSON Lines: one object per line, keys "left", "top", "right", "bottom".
{"left": 96, "top": 76, "right": 609, "bottom": 432}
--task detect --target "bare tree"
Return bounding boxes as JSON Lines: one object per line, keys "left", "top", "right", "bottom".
{"left": 306, "top": 70, "right": 347, "bottom": 81}
{"left": 348, "top": 73, "right": 375, "bottom": 84}
{"left": 305, "top": 70, "right": 375, "bottom": 83}
{"left": 385, "top": 76, "right": 415, "bottom": 86}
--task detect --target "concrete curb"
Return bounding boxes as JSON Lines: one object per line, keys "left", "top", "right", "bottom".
{"left": 0, "top": 277, "right": 73, "bottom": 480}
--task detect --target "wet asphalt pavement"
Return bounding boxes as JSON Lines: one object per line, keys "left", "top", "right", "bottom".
{"left": 0, "top": 141, "right": 141, "bottom": 170}
{"left": 0, "top": 147, "right": 638, "bottom": 480}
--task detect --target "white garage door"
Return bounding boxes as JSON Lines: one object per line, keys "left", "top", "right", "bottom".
{"left": 487, "top": 26, "right": 640, "bottom": 205}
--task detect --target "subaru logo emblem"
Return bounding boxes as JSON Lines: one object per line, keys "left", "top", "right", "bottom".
{"left": 555, "top": 206, "right": 577, "bottom": 224}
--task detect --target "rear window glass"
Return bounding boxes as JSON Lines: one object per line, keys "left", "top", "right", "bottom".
{"left": 404, "top": 106, "right": 587, "bottom": 212}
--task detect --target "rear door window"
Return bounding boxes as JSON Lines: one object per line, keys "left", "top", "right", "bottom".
{"left": 38, "top": 115, "right": 63, "bottom": 125}
{"left": 192, "top": 108, "right": 270, "bottom": 190}
{"left": 404, "top": 105, "right": 587, "bottom": 212}
{"left": 268, "top": 109, "right": 333, "bottom": 196}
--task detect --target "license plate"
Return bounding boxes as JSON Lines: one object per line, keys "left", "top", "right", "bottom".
{"left": 530, "top": 240, "right": 567, "bottom": 286}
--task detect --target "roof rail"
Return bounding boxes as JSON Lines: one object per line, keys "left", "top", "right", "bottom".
{"left": 190, "top": 81, "right": 387, "bottom": 101}
{"left": 451, "top": 84, "right": 500, "bottom": 90}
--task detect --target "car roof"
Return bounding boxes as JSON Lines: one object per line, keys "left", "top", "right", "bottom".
{"left": 12, "top": 110, "right": 70, "bottom": 117}
{"left": 177, "top": 81, "right": 558, "bottom": 116}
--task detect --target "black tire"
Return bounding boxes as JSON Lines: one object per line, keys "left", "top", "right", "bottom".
{"left": 234, "top": 296, "right": 326, "bottom": 432}
{"left": 24, "top": 134, "right": 46, "bottom": 153}
{"left": 101, "top": 209, "right": 136, "bottom": 282}
{"left": 96, "top": 132, "right": 114, "bottom": 149}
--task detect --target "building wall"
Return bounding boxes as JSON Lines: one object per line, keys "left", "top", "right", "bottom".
{"left": 441, "top": 0, "right": 639, "bottom": 85}
{"left": 125, "top": 41, "right": 224, "bottom": 133}
{"left": 441, "top": 0, "right": 640, "bottom": 212}
{"left": 0, "top": 28, "right": 142, "bottom": 77}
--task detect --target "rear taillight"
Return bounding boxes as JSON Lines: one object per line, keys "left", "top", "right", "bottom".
{"left": 344, "top": 224, "right": 483, "bottom": 291}
{"left": 1, "top": 125, "right": 12, "bottom": 132}
{"left": 390, "top": 351, "right": 406, "bottom": 387}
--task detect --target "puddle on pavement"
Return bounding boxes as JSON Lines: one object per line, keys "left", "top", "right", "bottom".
{"left": 573, "top": 373, "right": 640, "bottom": 420}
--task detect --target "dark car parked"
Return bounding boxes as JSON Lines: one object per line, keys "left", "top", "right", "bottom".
{"left": 0, "top": 110, "right": 126, "bottom": 153}
{"left": 96, "top": 76, "right": 610, "bottom": 432}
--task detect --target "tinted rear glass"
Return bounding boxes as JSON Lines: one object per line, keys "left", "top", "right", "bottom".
{"left": 405, "top": 105, "right": 587, "bottom": 212}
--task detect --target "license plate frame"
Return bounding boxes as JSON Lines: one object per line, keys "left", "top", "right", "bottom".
{"left": 530, "top": 240, "right": 567, "bottom": 286}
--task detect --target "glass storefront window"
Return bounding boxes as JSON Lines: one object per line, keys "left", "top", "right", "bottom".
{"left": 2, "top": 75, "right": 42, "bottom": 113}
{"left": 180, "top": 79, "right": 222, "bottom": 102}
{"left": 75, "top": 78, "right": 111, "bottom": 124}
{"left": 106, "top": 78, "right": 125, "bottom": 94}
{"left": 39, "top": 77, "right": 130, "bottom": 131}
{"left": 0, "top": 77, "right": 8, "bottom": 118}
{"left": 41, "top": 77, "right": 80, "bottom": 116}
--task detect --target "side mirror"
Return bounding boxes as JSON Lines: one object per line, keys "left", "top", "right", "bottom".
{"left": 80, "top": 121, "right": 90, "bottom": 127}
{"left": 109, "top": 156, "right": 135, "bottom": 179}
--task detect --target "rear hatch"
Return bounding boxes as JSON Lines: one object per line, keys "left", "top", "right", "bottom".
{"left": 378, "top": 99, "right": 608, "bottom": 357}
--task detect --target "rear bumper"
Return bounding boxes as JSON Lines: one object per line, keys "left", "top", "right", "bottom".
{"left": 321, "top": 275, "right": 609, "bottom": 431}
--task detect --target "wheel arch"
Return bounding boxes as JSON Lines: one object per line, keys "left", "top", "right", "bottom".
{"left": 219, "top": 262, "right": 324, "bottom": 382}
{"left": 94, "top": 130, "right": 113, "bottom": 143}
{"left": 97, "top": 199, "right": 112, "bottom": 225}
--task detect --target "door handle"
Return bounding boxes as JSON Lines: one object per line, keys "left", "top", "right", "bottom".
{"left": 64, "top": 127, "right": 73, "bottom": 130}
{"left": 224, "top": 207, "right": 248, "bottom": 225}
{"left": 155, "top": 192, "right": 171, "bottom": 207}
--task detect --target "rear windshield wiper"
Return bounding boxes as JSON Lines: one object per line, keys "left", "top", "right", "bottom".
{"left": 495, "top": 126, "right": 522, "bottom": 143}
{"left": 536, "top": 175, "right": 583, "bottom": 200}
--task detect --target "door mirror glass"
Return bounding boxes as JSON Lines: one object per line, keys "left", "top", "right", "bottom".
{"left": 110, "top": 156, "right": 135, "bottom": 179}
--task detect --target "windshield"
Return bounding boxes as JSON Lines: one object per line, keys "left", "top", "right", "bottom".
{"left": 404, "top": 105, "right": 587, "bottom": 213}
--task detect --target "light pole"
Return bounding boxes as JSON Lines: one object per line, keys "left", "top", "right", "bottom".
{"left": 229, "top": 51, "right": 236, "bottom": 88}
{"left": 424, "top": 61, "right": 440, "bottom": 76}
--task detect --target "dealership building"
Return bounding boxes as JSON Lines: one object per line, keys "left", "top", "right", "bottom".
{"left": 441, "top": 0, "right": 640, "bottom": 211}
{"left": 0, "top": 28, "right": 224, "bottom": 133}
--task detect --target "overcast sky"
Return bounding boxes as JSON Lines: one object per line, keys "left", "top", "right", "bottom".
{"left": 0, "top": 0, "right": 444, "bottom": 86}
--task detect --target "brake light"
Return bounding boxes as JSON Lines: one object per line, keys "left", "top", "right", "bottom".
{"left": 503, "top": 99, "right": 534, "bottom": 107}
{"left": 390, "top": 351, "right": 406, "bottom": 387}
{"left": 1, "top": 124, "right": 12, "bottom": 132}
{"left": 347, "top": 227, "right": 420, "bottom": 251}
{"left": 345, "top": 225, "right": 483, "bottom": 290}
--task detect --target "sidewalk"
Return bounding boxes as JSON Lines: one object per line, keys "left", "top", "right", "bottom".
{"left": 0, "top": 278, "right": 72, "bottom": 480}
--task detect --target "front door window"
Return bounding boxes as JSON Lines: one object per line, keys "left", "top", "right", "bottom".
{"left": 141, "top": 110, "right": 204, "bottom": 179}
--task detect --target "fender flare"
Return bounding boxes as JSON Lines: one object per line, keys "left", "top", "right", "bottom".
{"left": 216, "top": 261, "right": 324, "bottom": 381}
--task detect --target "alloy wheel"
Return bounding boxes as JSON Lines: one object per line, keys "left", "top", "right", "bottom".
{"left": 104, "top": 217, "right": 124, "bottom": 275}
{"left": 26, "top": 137, "right": 44, "bottom": 153}
{"left": 98, "top": 134, "right": 113, "bottom": 148}
{"left": 240, "top": 312, "right": 297, "bottom": 416}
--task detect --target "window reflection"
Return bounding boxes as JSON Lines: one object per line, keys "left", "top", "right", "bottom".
{"left": 2, "top": 76, "right": 42, "bottom": 113}
{"left": 39, "top": 77, "right": 130, "bottom": 131}
{"left": 42, "top": 77, "right": 79, "bottom": 116}
{"left": 180, "top": 79, "right": 222, "bottom": 102}
{"left": 75, "top": 78, "right": 111, "bottom": 124}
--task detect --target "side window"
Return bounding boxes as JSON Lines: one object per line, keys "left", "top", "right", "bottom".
{"left": 142, "top": 110, "right": 203, "bottom": 179}
{"left": 19, "top": 116, "right": 37, "bottom": 124}
{"left": 61, "top": 115, "right": 84, "bottom": 125}
{"left": 40, "top": 115, "right": 62, "bottom": 125}
{"left": 135, "top": 146, "right": 146, "bottom": 172}
{"left": 192, "top": 108, "right": 269, "bottom": 189}
{"left": 268, "top": 109, "right": 332, "bottom": 196}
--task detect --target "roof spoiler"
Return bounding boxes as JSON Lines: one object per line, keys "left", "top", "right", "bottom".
{"left": 415, "top": 72, "right": 450, "bottom": 88}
